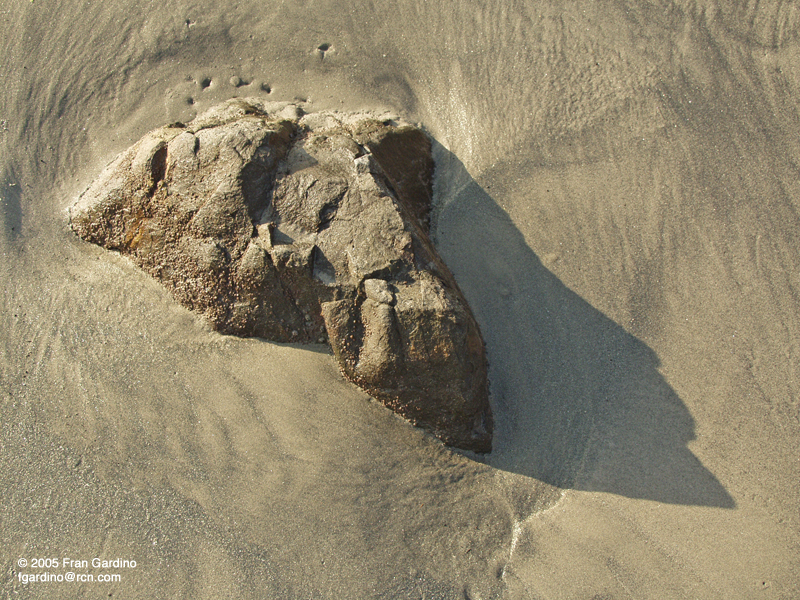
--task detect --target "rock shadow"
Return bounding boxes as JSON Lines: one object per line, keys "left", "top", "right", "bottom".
{"left": 432, "top": 145, "right": 734, "bottom": 508}
{"left": 1, "top": 164, "right": 23, "bottom": 241}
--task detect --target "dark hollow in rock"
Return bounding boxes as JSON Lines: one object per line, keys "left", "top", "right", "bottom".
{"left": 70, "top": 99, "right": 492, "bottom": 452}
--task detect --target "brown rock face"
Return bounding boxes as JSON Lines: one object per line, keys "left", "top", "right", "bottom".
{"left": 70, "top": 99, "right": 492, "bottom": 452}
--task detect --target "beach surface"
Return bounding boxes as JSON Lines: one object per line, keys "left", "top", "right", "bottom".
{"left": 1, "top": 0, "right": 798, "bottom": 597}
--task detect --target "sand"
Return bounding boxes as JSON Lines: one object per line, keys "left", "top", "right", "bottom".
{"left": 1, "top": 0, "right": 798, "bottom": 598}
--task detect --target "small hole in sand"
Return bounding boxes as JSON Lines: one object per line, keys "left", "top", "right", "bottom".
{"left": 200, "top": 77, "right": 212, "bottom": 89}
{"left": 318, "top": 43, "right": 331, "bottom": 52}
{"left": 187, "top": 97, "right": 195, "bottom": 105}
{"left": 260, "top": 83, "right": 272, "bottom": 94}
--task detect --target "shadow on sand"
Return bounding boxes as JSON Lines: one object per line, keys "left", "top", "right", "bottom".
{"left": 433, "top": 145, "right": 734, "bottom": 509}
{"left": 1, "top": 164, "right": 23, "bottom": 242}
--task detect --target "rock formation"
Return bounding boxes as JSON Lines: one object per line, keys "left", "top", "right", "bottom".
{"left": 70, "top": 99, "right": 492, "bottom": 452}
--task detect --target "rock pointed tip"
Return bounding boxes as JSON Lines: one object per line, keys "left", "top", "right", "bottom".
{"left": 457, "top": 406, "right": 494, "bottom": 453}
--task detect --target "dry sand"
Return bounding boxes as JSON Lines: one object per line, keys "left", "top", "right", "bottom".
{"left": 1, "top": 0, "right": 799, "bottom": 598}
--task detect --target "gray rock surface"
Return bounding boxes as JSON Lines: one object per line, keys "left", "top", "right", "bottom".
{"left": 70, "top": 99, "right": 492, "bottom": 451}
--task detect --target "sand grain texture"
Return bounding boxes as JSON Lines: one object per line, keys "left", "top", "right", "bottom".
{"left": 1, "top": 0, "right": 799, "bottom": 598}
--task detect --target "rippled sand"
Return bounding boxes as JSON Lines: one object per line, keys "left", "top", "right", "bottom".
{"left": 1, "top": 1, "right": 798, "bottom": 598}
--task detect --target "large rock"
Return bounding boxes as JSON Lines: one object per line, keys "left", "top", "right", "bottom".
{"left": 70, "top": 99, "right": 492, "bottom": 452}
